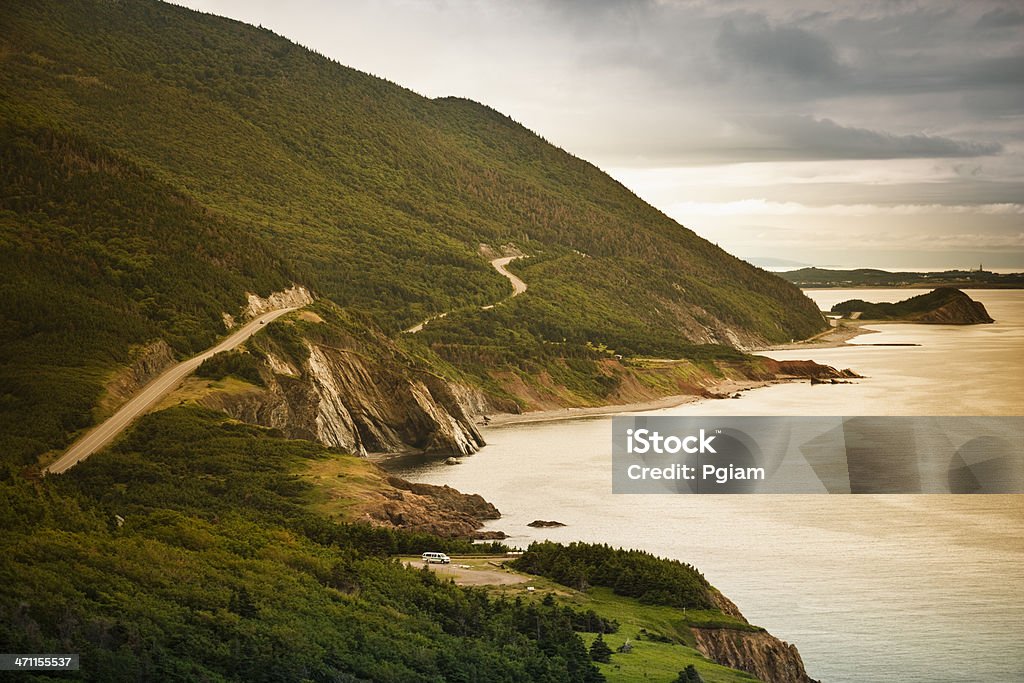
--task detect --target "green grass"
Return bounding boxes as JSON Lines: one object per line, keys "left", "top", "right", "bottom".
{"left": 482, "top": 577, "right": 763, "bottom": 683}
{"left": 424, "top": 556, "right": 765, "bottom": 683}
{"left": 559, "top": 587, "right": 762, "bottom": 683}
{"left": 581, "top": 633, "right": 760, "bottom": 683}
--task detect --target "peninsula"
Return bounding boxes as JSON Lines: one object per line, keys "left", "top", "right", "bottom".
{"left": 831, "top": 287, "right": 995, "bottom": 324}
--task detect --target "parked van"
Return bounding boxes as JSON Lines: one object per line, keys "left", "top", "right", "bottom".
{"left": 421, "top": 552, "right": 451, "bottom": 564}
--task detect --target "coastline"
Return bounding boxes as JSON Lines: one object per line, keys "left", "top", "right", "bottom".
{"left": 754, "top": 322, "right": 877, "bottom": 351}
{"left": 480, "top": 322, "right": 877, "bottom": 429}
{"left": 482, "top": 378, "right": 789, "bottom": 428}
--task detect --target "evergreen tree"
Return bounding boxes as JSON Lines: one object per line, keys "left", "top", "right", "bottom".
{"left": 228, "top": 586, "right": 258, "bottom": 619}
{"left": 674, "top": 664, "right": 704, "bottom": 683}
{"left": 589, "top": 633, "right": 613, "bottom": 664}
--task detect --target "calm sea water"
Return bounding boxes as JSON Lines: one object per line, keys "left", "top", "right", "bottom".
{"left": 387, "top": 289, "right": 1024, "bottom": 683}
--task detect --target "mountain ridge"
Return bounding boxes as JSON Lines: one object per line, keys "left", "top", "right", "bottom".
{"left": 1, "top": 0, "right": 826, "bottom": 465}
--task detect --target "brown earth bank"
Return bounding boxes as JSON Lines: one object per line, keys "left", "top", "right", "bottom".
{"left": 355, "top": 475, "right": 501, "bottom": 538}
{"left": 692, "top": 628, "right": 819, "bottom": 683}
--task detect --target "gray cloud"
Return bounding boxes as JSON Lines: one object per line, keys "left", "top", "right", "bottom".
{"left": 975, "top": 7, "right": 1024, "bottom": 29}
{"left": 742, "top": 116, "right": 1003, "bottom": 160}
{"left": 957, "top": 54, "right": 1024, "bottom": 89}
{"left": 715, "top": 15, "right": 847, "bottom": 83}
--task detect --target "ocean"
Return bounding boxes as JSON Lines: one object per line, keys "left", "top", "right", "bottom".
{"left": 387, "top": 289, "right": 1024, "bottom": 682}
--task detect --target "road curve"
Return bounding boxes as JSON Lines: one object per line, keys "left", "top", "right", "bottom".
{"left": 404, "top": 256, "right": 527, "bottom": 333}
{"left": 45, "top": 306, "right": 301, "bottom": 475}
{"left": 489, "top": 256, "right": 527, "bottom": 296}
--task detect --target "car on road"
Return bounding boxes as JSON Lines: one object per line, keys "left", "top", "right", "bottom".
{"left": 421, "top": 552, "right": 451, "bottom": 564}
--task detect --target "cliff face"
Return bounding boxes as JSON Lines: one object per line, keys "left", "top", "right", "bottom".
{"left": 915, "top": 293, "right": 993, "bottom": 324}
{"left": 692, "top": 628, "right": 818, "bottom": 683}
{"left": 202, "top": 340, "right": 484, "bottom": 456}
{"left": 98, "top": 340, "right": 177, "bottom": 418}
{"left": 243, "top": 285, "right": 316, "bottom": 319}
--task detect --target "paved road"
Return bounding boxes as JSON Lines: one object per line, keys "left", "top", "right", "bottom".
{"left": 489, "top": 256, "right": 527, "bottom": 296}
{"left": 404, "top": 256, "right": 527, "bottom": 333}
{"left": 45, "top": 306, "right": 301, "bottom": 475}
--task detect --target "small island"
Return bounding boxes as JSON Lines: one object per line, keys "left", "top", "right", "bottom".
{"left": 831, "top": 287, "right": 994, "bottom": 324}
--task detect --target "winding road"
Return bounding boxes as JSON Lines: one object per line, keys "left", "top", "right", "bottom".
{"left": 489, "top": 256, "right": 527, "bottom": 296}
{"left": 404, "top": 256, "right": 527, "bottom": 334}
{"left": 44, "top": 306, "right": 301, "bottom": 475}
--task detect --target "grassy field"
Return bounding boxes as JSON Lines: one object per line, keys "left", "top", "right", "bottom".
{"left": 415, "top": 557, "right": 763, "bottom": 683}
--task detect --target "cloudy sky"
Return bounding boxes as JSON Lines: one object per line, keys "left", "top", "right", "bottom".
{"left": 178, "top": 0, "right": 1024, "bottom": 270}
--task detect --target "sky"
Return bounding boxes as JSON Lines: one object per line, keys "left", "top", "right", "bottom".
{"left": 176, "top": 0, "right": 1024, "bottom": 270}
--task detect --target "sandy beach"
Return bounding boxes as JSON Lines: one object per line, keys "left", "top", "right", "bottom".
{"left": 754, "top": 322, "right": 876, "bottom": 351}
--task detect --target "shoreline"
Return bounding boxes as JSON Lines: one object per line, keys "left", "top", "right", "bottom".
{"left": 479, "top": 324, "right": 875, "bottom": 429}
{"left": 481, "top": 378, "right": 790, "bottom": 428}
{"left": 753, "top": 322, "right": 877, "bottom": 351}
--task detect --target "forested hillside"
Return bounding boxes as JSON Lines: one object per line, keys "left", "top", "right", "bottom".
{"left": 1, "top": 0, "right": 823, "bottom": 462}
{"left": 0, "top": 407, "right": 606, "bottom": 682}
{"left": 0, "top": 0, "right": 824, "bottom": 458}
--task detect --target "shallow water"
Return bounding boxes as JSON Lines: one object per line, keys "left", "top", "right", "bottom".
{"left": 389, "top": 289, "right": 1024, "bottom": 682}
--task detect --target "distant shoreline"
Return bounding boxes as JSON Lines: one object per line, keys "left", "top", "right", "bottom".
{"left": 482, "top": 378, "right": 791, "bottom": 428}
{"left": 482, "top": 324, "right": 876, "bottom": 428}
{"left": 799, "top": 284, "right": 1024, "bottom": 289}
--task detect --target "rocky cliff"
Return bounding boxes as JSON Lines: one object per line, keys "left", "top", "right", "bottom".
{"left": 692, "top": 627, "right": 818, "bottom": 683}
{"left": 357, "top": 476, "right": 501, "bottom": 537}
{"left": 914, "top": 292, "right": 994, "bottom": 324}
{"left": 243, "top": 284, "right": 316, "bottom": 319}
{"left": 697, "top": 589, "right": 819, "bottom": 683}
{"left": 201, "top": 339, "right": 484, "bottom": 457}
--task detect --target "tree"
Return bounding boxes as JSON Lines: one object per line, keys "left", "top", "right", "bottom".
{"left": 589, "top": 634, "right": 612, "bottom": 664}
{"left": 675, "top": 664, "right": 704, "bottom": 683}
{"left": 228, "top": 586, "right": 259, "bottom": 619}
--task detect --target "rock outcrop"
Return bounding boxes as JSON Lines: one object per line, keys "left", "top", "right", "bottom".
{"left": 202, "top": 341, "right": 484, "bottom": 457}
{"left": 243, "top": 284, "right": 315, "bottom": 319}
{"left": 915, "top": 292, "right": 994, "bottom": 324}
{"left": 447, "top": 381, "right": 520, "bottom": 418}
{"left": 691, "top": 628, "right": 818, "bottom": 683}
{"left": 357, "top": 475, "right": 500, "bottom": 537}
{"left": 760, "top": 359, "right": 861, "bottom": 380}
{"left": 103, "top": 340, "right": 176, "bottom": 409}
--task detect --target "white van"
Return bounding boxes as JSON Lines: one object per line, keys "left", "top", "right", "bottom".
{"left": 421, "top": 552, "right": 451, "bottom": 564}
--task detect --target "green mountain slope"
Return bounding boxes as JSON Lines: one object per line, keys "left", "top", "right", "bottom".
{"left": 1, "top": 407, "right": 607, "bottom": 682}
{"left": 0, "top": 5, "right": 827, "bottom": 678}
{"left": 0, "top": 0, "right": 824, "bottom": 463}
